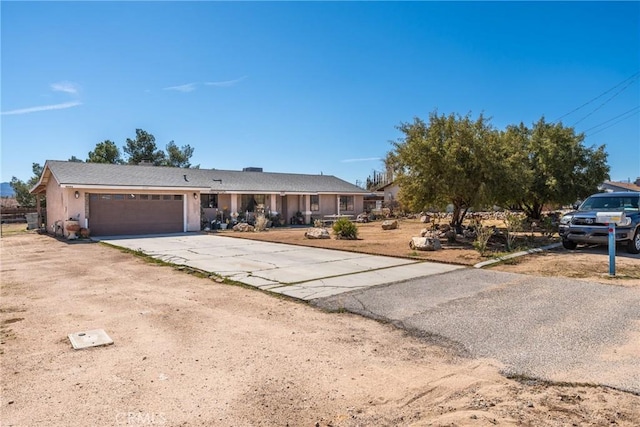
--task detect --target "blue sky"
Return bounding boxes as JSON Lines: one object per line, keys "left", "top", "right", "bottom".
{"left": 2, "top": 1, "right": 639, "bottom": 186}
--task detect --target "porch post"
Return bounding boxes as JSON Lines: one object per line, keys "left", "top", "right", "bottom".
{"left": 36, "top": 194, "right": 42, "bottom": 228}
{"left": 304, "top": 194, "right": 311, "bottom": 224}
{"left": 271, "top": 193, "right": 278, "bottom": 215}
{"left": 230, "top": 194, "right": 238, "bottom": 216}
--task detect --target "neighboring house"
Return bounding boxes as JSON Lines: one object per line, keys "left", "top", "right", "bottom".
{"left": 30, "top": 161, "right": 369, "bottom": 237}
{"left": 600, "top": 179, "right": 640, "bottom": 193}
{"left": 378, "top": 181, "right": 401, "bottom": 204}
{"left": 363, "top": 168, "right": 400, "bottom": 212}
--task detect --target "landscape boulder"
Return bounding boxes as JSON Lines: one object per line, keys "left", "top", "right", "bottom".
{"left": 304, "top": 228, "right": 330, "bottom": 239}
{"left": 355, "top": 213, "right": 370, "bottom": 223}
{"left": 233, "top": 223, "right": 255, "bottom": 232}
{"left": 409, "top": 236, "right": 442, "bottom": 251}
{"left": 381, "top": 220, "right": 398, "bottom": 230}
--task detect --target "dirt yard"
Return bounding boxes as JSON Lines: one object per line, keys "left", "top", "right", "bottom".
{"left": 225, "top": 219, "right": 640, "bottom": 286}
{"left": 1, "top": 229, "right": 639, "bottom": 426}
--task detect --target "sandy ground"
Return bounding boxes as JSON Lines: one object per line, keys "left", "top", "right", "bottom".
{"left": 1, "top": 230, "right": 639, "bottom": 426}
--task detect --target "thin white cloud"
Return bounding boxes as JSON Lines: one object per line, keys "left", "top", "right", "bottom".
{"left": 341, "top": 157, "right": 382, "bottom": 163}
{"left": 1, "top": 101, "right": 82, "bottom": 116}
{"left": 204, "top": 76, "right": 247, "bottom": 87}
{"left": 51, "top": 81, "right": 79, "bottom": 95}
{"left": 163, "top": 83, "right": 198, "bottom": 92}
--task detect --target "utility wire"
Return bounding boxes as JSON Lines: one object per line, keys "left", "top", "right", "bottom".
{"left": 552, "top": 71, "right": 640, "bottom": 123}
{"left": 571, "top": 78, "right": 638, "bottom": 127}
{"left": 582, "top": 106, "right": 640, "bottom": 133}
{"left": 585, "top": 109, "right": 640, "bottom": 137}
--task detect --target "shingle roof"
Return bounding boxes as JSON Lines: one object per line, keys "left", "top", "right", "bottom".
{"left": 39, "top": 160, "right": 369, "bottom": 194}
{"left": 602, "top": 181, "right": 640, "bottom": 193}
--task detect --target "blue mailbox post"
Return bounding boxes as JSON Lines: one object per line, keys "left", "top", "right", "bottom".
{"left": 595, "top": 211, "right": 626, "bottom": 276}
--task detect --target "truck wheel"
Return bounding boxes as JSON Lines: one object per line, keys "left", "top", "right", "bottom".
{"left": 628, "top": 229, "right": 640, "bottom": 254}
{"left": 562, "top": 239, "right": 578, "bottom": 250}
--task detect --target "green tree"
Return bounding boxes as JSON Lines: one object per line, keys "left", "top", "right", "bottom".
{"left": 10, "top": 163, "right": 44, "bottom": 208}
{"left": 386, "top": 112, "right": 506, "bottom": 233}
{"left": 503, "top": 117, "right": 610, "bottom": 219}
{"left": 87, "top": 140, "right": 123, "bottom": 164}
{"left": 123, "top": 129, "right": 166, "bottom": 165}
{"left": 163, "top": 141, "right": 196, "bottom": 168}
{"left": 68, "top": 155, "right": 83, "bottom": 162}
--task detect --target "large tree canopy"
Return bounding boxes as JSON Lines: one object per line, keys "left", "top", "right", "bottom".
{"left": 387, "top": 112, "right": 611, "bottom": 225}
{"left": 123, "top": 129, "right": 166, "bottom": 166}
{"left": 164, "top": 141, "right": 197, "bottom": 168}
{"left": 87, "top": 140, "right": 123, "bottom": 164}
{"left": 10, "top": 163, "right": 44, "bottom": 208}
{"left": 504, "top": 118, "right": 610, "bottom": 219}
{"left": 386, "top": 111, "right": 507, "bottom": 232}
{"left": 86, "top": 131, "right": 195, "bottom": 167}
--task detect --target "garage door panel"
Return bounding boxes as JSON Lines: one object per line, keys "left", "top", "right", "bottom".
{"left": 89, "top": 194, "right": 184, "bottom": 236}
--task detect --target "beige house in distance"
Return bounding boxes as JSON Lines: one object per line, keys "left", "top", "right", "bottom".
{"left": 30, "top": 161, "right": 370, "bottom": 237}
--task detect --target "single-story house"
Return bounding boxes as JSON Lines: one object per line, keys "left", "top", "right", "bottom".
{"left": 30, "top": 160, "right": 370, "bottom": 237}
{"left": 600, "top": 179, "right": 640, "bottom": 193}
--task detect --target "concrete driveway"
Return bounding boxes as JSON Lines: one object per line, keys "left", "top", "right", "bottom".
{"left": 100, "top": 233, "right": 462, "bottom": 300}
{"left": 101, "top": 233, "right": 640, "bottom": 394}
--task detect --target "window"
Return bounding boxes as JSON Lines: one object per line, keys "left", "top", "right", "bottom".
{"left": 241, "top": 194, "right": 266, "bottom": 212}
{"left": 339, "top": 196, "right": 354, "bottom": 211}
{"left": 310, "top": 195, "right": 319, "bottom": 211}
{"left": 201, "top": 194, "right": 218, "bottom": 209}
{"left": 113, "top": 194, "right": 125, "bottom": 200}
{"left": 162, "top": 195, "right": 172, "bottom": 200}
{"left": 151, "top": 195, "right": 160, "bottom": 200}
{"left": 140, "top": 195, "right": 149, "bottom": 200}
{"left": 174, "top": 195, "right": 183, "bottom": 201}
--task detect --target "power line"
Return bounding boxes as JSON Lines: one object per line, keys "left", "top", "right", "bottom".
{"left": 585, "top": 108, "right": 640, "bottom": 137}
{"left": 571, "top": 78, "right": 638, "bottom": 127}
{"left": 582, "top": 106, "right": 640, "bottom": 133}
{"left": 552, "top": 71, "right": 640, "bottom": 123}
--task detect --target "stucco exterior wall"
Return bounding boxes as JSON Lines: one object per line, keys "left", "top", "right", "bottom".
{"left": 315, "top": 194, "right": 364, "bottom": 217}
{"left": 45, "top": 184, "right": 202, "bottom": 235}
{"left": 354, "top": 195, "right": 364, "bottom": 215}
{"left": 185, "top": 193, "right": 200, "bottom": 232}
{"left": 383, "top": 184, "right": 400, "bottom": 203}
{"left": 44, "top": 179, "right": 65, "bottom": 235}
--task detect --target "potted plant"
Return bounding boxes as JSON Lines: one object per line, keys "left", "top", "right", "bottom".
{"left": 65, "top": 218, "right": 80, "bottom": 239}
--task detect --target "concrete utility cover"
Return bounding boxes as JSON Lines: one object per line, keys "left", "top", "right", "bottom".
{"left": 68, "top": 329, "right": 114, "bottom": 350}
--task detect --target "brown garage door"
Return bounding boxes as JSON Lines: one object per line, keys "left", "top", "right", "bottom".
{"left": 88, "top": 193, "right": 184, "bottom": 236}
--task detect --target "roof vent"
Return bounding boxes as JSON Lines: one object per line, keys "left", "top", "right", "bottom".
{"left": 243, "top": 167, "right": 263, "bottom": 172}
{"left": 183, "top": 174, "right": 189, "bottom": 182}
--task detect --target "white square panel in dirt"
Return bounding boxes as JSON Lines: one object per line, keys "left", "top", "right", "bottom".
{"left": 68, "top": 329, "right": 114, "bottom": 350}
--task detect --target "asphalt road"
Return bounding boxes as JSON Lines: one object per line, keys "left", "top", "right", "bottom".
{"left": 313, "top": 268, "right": 640, "bottom": 394}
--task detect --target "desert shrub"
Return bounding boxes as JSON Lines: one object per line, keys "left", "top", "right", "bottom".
{"left": 540, "top": 214, "right": 558, "bottom": 238}
{"left": 332, "top": 218, "right": 358, "bottom": 240}
{"left": 471, "top": 219, "right": 494, "bottom": 256}
{"left": 504, "top": 212, "right": 525, "bottom": 251}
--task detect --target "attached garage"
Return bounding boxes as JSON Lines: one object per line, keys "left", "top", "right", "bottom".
{"left": 88, "top": 193, "right": 184, "bottom": 236}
